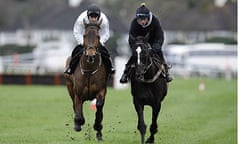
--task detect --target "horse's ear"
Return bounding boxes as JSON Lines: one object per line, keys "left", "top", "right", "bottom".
{"left": 98, "top": 18, "right": 103, "bottom": 27}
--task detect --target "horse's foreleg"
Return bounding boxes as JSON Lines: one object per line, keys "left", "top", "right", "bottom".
{"left": 134, "top": 103, "right": 146, "bottom": 144}
{"left": 146, "top": 103, "right": 161, "bottom": 144}
{"left": 94, "top": 104, "right": 104, "bottom": 141}
{"left": 94, "top": 90, "right": 106, "bottom": 141}
{"left": 74, "top": 95, "right": 85, "bottom": 132}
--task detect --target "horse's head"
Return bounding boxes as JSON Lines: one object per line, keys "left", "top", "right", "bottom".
{"left": 130, "top": 33, "right": 152, "bottom": 81}
{"left": 83, "top": 19, "right": 102, "bottom": 63}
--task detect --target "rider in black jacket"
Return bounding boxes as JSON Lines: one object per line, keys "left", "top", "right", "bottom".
{"left": 120, "top": 3, "right": 172, "bottom": 83}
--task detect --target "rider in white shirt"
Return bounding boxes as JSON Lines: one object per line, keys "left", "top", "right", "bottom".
{"left": 73, "top": 8, "right": 110, "bottom": 46}
{"left": 65, "top": 4, "right": 115, "bottom": 75}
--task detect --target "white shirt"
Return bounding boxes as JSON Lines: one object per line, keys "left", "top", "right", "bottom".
{"left": 73, "top": 10, "right": 110, "bottom": 45}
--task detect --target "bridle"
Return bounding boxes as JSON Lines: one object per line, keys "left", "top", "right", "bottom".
{"left": 135, "top": 42, "right": 153, "bottom": 72}
{"left": 83, "top": 24, "right": 100, "bottom": 58}
{"left": 134, "top": 40, "right": 163, "bottom": 83}
{"left": 79, "top": 21, "right": 102, "bottom": 75}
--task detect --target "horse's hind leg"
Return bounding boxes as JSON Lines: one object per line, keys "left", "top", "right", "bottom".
{"left": 94, "top": 94, "right": 105, "bottom": 141}
{"left": 146, "top": 103, "right": 161, "bottom": 144}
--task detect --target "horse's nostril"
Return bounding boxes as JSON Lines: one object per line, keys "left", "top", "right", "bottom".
{"left": 87, "top": 56, "right": 95, "bottom": 63}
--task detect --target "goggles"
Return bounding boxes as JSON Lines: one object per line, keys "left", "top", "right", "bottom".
{"left": 89, "top": 13, "right": 99, "bottom": 18}
{"left": 87, "top": 11, "right": 100, "bottom": 18}
{"left": 136, "top": 13, "right": 149, "bottom": 19}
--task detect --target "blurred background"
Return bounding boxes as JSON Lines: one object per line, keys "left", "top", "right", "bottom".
{"left": 0, "top": 0, "right": 237, "bottom": 88}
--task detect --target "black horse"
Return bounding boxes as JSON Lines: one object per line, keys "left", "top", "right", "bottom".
{"left": 129, "top": 34, "right": 168, "bottom": 144}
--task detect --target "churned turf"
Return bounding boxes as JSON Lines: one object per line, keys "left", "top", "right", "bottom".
{"left": 0, "top": 78, "right": 237, "bottom": 144}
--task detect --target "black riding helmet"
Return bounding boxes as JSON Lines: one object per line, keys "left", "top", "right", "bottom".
{"left": 136, "top": 3, "right": 150, "bottom": 20}
{"left": 87, "top": 4, "right": 101, "bottom": 19}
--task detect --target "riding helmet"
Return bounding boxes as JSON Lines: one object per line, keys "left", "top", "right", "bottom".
{"left": 136, "top": 3, "right": 150, "bottom": 20}
{"left": 87, "top": 4, "right": 101, "bottom": 18}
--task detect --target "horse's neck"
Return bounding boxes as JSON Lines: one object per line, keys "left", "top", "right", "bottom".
{"left": 145, "top": 56, "right": 163, "bottom": 77}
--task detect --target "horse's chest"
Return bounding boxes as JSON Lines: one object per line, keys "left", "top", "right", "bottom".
{"left": 131, "top": 83, "right": 163, "bottom": 101}
{"left": 82, "top": 84, "right": 98, "bottom": 94}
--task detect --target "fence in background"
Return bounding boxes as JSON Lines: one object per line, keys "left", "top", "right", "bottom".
{"left": 0, "top": 74, "right": 65, "bottom": 85}
{"left": 0, "top": 74, "right": 113, "bottom": 86}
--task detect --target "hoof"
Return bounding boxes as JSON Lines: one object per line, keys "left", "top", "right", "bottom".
{"left": 145, "top": 142, "right": 154, "bottom": 144}
{"left": 145, "top": 138, "right": 154, "bottom": 144}
{"left": 96, "top": 132, "right": 103, "bottom": 141}
{"left": 74, "top": 125, "right": 82, "bottom": 132}
{"left": 97, "top": 136, "right": 103, "bottom": 142}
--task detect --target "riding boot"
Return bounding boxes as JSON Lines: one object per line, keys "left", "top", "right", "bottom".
{"left": 64, "top": 56, "right": 79, "bottom": 75}
{"left": 163, "top": 64, "right": 173, "bottom": 82}
{"left": 156, "top": 51, "right": 173, "bottom": 82}
{"left": 64, "top": 45, "right": 83, "bottom": 75}
{"left": 64, "top": 67, "right": 72, "bottom": 75}
{"left": 108, "top": 57, "right": 115, "bottom": 74}
{"left": 64, "top": 57, "right": 74, "bottom": 75}
{"left": 120, "top": 65, "right": 130, "bottom": 83}
{"left": 98, "top": 45, "right": 115, "bottom": 75}
{"left": 120, "top": 56, "right": 136, "bottom": 83}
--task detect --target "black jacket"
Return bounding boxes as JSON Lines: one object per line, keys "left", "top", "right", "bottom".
{"left": 128, "top": 14, "right": 164, "bottom": 50}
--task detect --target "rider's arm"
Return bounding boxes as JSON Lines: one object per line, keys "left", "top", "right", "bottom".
{"left": 73, "top": 11, "right": 87, "bottom": 45}
{"left": 152, "top": 16, "right": 164, "bottom": 48}
{"left": 99, "top": 13, "right": 110, "bottom": 45}
{"left": 128, "top": 19, "right": 137, "bottom": 48}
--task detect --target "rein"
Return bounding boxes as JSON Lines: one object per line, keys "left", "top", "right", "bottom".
{"left": 136, "top": 43, "right": 164, "bottom": 83}
{"left": 138, "top": 59, "right": 164, "bottom": 83}
{"left": 140, "top": 67, "right": 162, "bottom": 83}
{"left": 80, "top": 21, "right": 102, "bottom": 76}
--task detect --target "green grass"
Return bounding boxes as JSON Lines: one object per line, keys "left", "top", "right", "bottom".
{"left": 0, "top": 78, "right": 237, "bottom": 144}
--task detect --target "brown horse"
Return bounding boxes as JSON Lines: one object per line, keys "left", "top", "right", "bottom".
{"left": 64, "top": 20, "right": 107, "bottom": 141}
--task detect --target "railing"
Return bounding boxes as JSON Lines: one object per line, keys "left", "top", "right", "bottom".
{"left": 4, "top": 62, "right": 38, "bottom": 74}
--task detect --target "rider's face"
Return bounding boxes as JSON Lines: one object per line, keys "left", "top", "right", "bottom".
{"left": 89, "top": 16, "right": 98, "bottom": 22}
{"left": 137, "top": 17, "right": 148, "bottom": 26}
